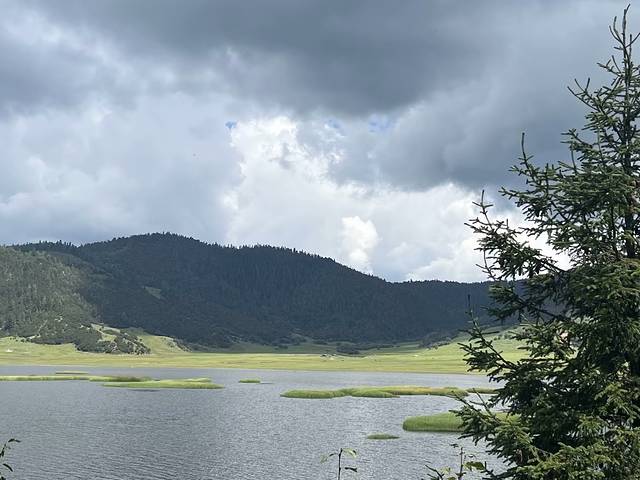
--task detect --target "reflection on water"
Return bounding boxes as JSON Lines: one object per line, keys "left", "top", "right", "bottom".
{"left": 0, "top": 366, "right": 497, "bottom": 479}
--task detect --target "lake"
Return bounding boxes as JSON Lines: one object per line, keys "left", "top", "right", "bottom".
{"left": 0, "top": 366, "right": 497, "bottom": 479}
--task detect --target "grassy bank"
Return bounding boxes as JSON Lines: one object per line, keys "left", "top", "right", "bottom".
{"left": 281, "top": 385, "right": 480, "bottom": 399}
{"left": 0, "top": 331, "right": 522, "bottom": 373}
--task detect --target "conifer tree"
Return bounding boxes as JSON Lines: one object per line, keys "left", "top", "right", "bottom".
{"left": 461, "top": 7, "right": 640, "bottom": 480}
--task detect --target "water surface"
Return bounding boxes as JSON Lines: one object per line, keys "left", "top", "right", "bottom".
{"left": 0, "top": 366, "right": 497, "bottom": 479}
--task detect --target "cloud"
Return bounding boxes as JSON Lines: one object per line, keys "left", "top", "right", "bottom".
{"left": 18, "top": 0, "right": 511, "bottom": 116}
{"left": 340, "top": 217, "right": 379, "bottom": 273}
{"left": 0, "top": 0, "right": 631, "bottom": 281}
{"left": 3, "top": 1, "right": 627, "bottom": 191}
{"left": 0, "top": 4, "right": 137, "bottom": 117}
{"left": 222, "top": 116, "right": 505, "bottom": 281}
{"left": 407, "top": 235, "right": 481, "bottom": 282}
{"left": 0, "top": 93, "right": 242, "bottom": 245}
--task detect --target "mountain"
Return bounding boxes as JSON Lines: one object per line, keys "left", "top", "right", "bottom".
{"left": 3, "top": 233, "right": 494, "bottom": 352}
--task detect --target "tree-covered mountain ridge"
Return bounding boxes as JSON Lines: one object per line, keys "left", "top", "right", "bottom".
{"left": 1, "top": 233, "right": 493, "bottom": 352}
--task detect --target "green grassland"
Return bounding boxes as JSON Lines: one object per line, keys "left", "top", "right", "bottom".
{"left": 0, "top": 330, "right": 523, "bottom": 373}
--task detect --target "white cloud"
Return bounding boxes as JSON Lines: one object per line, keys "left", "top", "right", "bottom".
{"left": 0, "top": 97, "right": 526, "bottom": 282}
{"left": 407, "top": 236, "right": 482, "bottom": 282}
{"left": 0, "top": 92, "right": 242, "bottom": 244}
{"left": 223, "top": 116, "right": 506, "bottom": 281}
{"left": 340, "top": 216, "right": 379, "bottom": 273}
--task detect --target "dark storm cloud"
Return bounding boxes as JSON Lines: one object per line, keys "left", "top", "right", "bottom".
{"left": 15, "top": 0, "right": 627, "bottom": 190}
{"left": 18, "top": 0, "right": 533, "bottom": 115}
{"left": 0, "top": 4, "right": 134, "bottom": 117}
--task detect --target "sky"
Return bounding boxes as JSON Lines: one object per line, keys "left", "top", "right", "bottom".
{"left": 0, "top": 0, "right": 630, "bottom": 281}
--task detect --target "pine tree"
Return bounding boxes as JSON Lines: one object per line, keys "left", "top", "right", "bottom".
{"left": 460, "top": 8, "right": 640, "bottom": 480}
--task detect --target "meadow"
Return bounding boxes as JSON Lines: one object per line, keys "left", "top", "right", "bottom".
{"left": 0, "top": 331, "right": 522, "bottom": 374}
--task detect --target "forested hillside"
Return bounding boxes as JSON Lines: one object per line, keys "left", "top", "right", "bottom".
{"left": 0, "top": 247, "right": 148, "bottom": 353}
{"left": 4, "top": 233, "right": 494, "bottom": 351}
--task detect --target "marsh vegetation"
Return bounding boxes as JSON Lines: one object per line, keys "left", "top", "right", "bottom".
{"left": 403, "top": 412, "right": 464, "bottom": 432}
{"left": 0, "top": 373, "right": 222, "bottom": 389}
{"left": 102, "top": 378, "right": 222, "bottom": 389}
{"left": 366, "top": 433, "right": 400, "bottom": 440}
{"left": 281, "top": 385, "right": 493, "bottom": 399}
{"left": 403, "top": 412, "right": 514, "bottom": 433}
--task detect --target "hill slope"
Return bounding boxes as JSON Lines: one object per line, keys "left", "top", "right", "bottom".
{"left": 0, "top": 247, "right": 148, "bottom": 353}
{"left": 6, "top": 233, "right": 494, "bottom": 351}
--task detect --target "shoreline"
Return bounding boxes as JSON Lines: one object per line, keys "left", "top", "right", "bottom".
{"left": 0, "top": 356, "right": 481, "bottom": 374}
